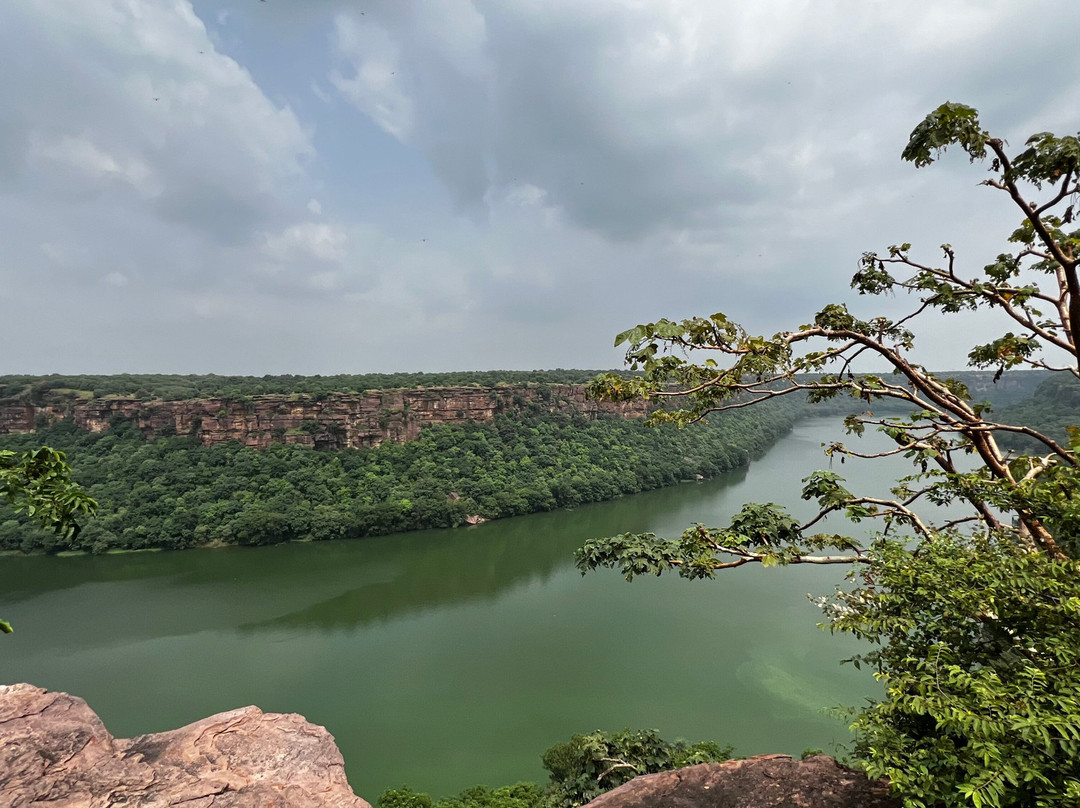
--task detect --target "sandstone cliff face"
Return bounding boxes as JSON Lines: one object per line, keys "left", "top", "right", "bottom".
{"left": 0, "top": 385, "right": 650, "bottom": 450}
{"left": 0, "top": 683, "right": 370, "bottom": 808}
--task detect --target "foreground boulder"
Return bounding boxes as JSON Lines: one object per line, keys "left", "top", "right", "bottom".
{"left": 0, "top": 683, "right": 370, "bottom": 808}
{"left": 584, "top": 753, "right": 898, "bottom": 808}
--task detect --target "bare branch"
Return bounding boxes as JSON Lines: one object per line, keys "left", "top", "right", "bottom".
{"left": 1035, "top": 169, "right": 1077, "bottom": 215}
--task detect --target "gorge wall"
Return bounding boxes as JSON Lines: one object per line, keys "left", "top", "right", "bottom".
{"left": 0, "top": 385, "right": 651, "bottom": 450}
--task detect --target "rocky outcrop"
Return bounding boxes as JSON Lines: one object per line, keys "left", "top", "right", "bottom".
{"left": 0, "top": 385, "right": 650, "bottom": 450}
{"left": 0, "top": 683, "right": 370, "bottom": 808}
{"left": 583, "top": 754, "right": 898, "bottom": 808}
{"left": 0, "top": 684, "right": 900, "bottom": 808}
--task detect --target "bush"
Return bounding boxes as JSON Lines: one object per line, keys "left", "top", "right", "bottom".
{"left": 377, "top": 729, "right": 731, "bottom": 808}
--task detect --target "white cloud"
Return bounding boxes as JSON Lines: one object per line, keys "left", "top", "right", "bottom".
{"left": 329, "top": 16, "right": 415, "bottom": 140}
{"left": 261, "top": 222, "right": 348, "bottom": 264}
{"left": 307, "top": 198, "right": 323, "bottom": 215}
{"left": 310, "top": 81, "right": 332, "bottom": 104}
{"left": 31, "top": 134, "right": 158, "bottom": 196}
{"left": 328, "top": 0, "right": 1078, "bottom": 248}
{"left": 6, "top": 0, "right": 314, "bottom": 247}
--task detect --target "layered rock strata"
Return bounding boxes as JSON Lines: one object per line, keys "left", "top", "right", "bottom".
{"left": 0, "top": 385, "right": 650, "bottom": 450}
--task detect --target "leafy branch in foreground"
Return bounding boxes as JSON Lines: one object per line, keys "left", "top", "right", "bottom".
{"left": 581, "top": 102, "right": 1080, "bottom": 807}
{"left": 0, "top": 447, "right": 96, "bottom": 632}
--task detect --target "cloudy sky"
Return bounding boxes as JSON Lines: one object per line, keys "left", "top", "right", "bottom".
{"left": 2, "top": 0, "right": 1078, "bottom": 374}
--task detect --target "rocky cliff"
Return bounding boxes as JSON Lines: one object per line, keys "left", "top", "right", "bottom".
{"left": 0, "top": 385, "right": 650, "bottom": 450}
{"left": 0, "top": 683, "right": 370, "bottom": 808}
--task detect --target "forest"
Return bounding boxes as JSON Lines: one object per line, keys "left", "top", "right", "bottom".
{"left": 994, "top": 373, "right": 1080, "bottom": 453}
{"left": 0, "top": 370, "right": 613, "bottom": 403}
{"left": 0, "top": 400, "right": 801, "bottom": 554}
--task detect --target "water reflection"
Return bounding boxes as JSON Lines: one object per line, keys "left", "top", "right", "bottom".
{"left": 0, "top": 465, "right": 753, "bottom": 649}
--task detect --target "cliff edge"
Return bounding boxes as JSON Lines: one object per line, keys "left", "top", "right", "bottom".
{"left": 0, "top": 683, "right": 370, "bottom": 808}
{"left": 0, "top": 385, "right": 649, "bottom": 450}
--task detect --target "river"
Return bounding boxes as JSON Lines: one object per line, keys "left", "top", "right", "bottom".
{"left": 0, "top": 418, "right": 928, "bottom": 799}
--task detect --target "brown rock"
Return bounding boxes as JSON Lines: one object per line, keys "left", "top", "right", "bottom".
{"left": 0, "top": 683, "right": 371, "bottom": 808}
{"left": 583, "top": 754, "right": 898, "bottom": 808}
{"left": 0, "top": 385, "right": 650, "bottom": 450}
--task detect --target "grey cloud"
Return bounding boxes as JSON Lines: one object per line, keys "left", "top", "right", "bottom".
{"left": 6, "top": 0, "right": 1080, "bottom": 375}
{"left": 154, "top": 181, "right": 270, "bottom": 246}
{"left": 332, "top": 0, "right": 1080, "bottom": 250}
{"left": 1, "top": 2, "right": 313, "bottom": 246}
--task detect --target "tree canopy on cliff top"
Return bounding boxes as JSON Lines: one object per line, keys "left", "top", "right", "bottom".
{"left": 0, "top": 369, "right": 619, "bottom": 403}
{"left": 580, "top": 103, "right": 1080, "bottom": 807}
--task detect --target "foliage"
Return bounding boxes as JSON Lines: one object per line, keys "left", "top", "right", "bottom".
{"left": 376, "top": 729, "right": 731, "bottom": 808}
{"left": 0, "top": 370, "right": 619, "bottom": 404}
{"left": 831, "top": 535, "right": 1080, "bottom": 808}
{"left": 378, "top": 783, "right": 544, "bottom": 808}
{"left": 0, "top": 406, "right": 799, "bottom": 554}
{"left": 579, "top": 103, "right": 1080, "bottom": 807}
{"left": 995, "top": 373, "right": 1080, "bottom": 453}
{"left": 0, "top": 447, "right": 96, "bottom": 538}
{"left": 379, "top": 786, "right": 436, "bottom": 808}
{"left": 0, "top": 446, "right": 95, "bottom": 630}
{"left": 540, "top": 728, "right": 731, "bottom": 808}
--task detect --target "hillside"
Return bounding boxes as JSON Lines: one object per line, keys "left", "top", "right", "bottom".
{"left": 0, "top": 369, "right": 1052, "bottom": 555}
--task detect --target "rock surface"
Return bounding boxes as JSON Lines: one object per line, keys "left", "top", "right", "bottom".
{"left": 583, "top": 754, "right": 898, "bottom": 808}
{"left": 0, "top": 683, "right": 371, "bottom": 808}
{"left": 0, "top": 385, "right": 649, "bottom": 449}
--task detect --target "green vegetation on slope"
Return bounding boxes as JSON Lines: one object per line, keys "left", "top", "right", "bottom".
{"left": 0, "top": 403, "right": 798, "bottom": 554}
{"left": 994, "top": 373, "right": 1080, "bottom": 453}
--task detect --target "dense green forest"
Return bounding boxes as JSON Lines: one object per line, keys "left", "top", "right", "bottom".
{"left": 994, "top": 373, "right": 1080, "bottom": 453}
{"left": 0, "top": 370, "right": 616, "bottom": 402}
{"left": 0, "top": 403, "right": 800, "bottom": 554}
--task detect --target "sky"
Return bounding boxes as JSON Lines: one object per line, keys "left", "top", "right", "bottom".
{"left": 2, "top": 0, "right": 1078, "bottom": 375}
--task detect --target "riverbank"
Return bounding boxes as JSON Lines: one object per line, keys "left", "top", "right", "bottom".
{"left": 0, "top": 404, "right": 801, "bottom": 554}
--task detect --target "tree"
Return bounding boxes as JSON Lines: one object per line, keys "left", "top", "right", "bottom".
{"left": 579, "top": 103, "right": 1080, "bottom": 807}
{"left": 375, "top": 729, "right": 730, "bottom": 808}
{"left": 539, "top": 729, "right": 731, "bottom": 808}
{"left": 0, "top": 446, "right": 96, "bottom": 631}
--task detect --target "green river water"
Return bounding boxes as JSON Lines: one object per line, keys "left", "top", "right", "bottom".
{"left": 0, "top": 418, "right": 911, "bottom": 799}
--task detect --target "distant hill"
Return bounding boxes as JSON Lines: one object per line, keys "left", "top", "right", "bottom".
{"left": 0, "top": 370, "right": 619, "bottom": 403}
{"left": 0, "top": 368, "right": 1047, "bottom": 407}
{"left": 994, "top": 373, "right": 1080, "bottom": 453}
